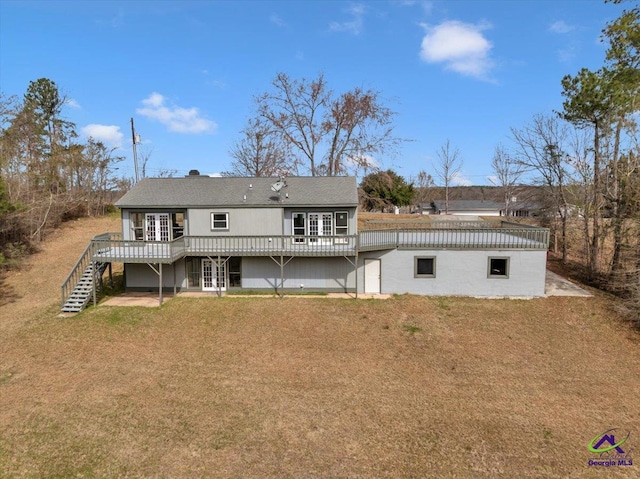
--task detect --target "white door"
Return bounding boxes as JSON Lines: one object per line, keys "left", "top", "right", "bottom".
{"left": 145, "top": 213, "right": 170, "bottom": 241}
{"left": 202, "top": 259, "right": 226, "bottom": 291}
{"left": 308, "top": 213, "right": 333, "bottom": 244}
{"left": 364, "top": 259, "right": 381, "bottom": 294}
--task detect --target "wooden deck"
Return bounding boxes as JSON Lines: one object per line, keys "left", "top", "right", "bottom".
{"left": 89, "top": 225, "right": 549, "bottom": 263}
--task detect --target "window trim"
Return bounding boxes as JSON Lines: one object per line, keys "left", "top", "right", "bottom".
{"left": 130, "top": 212, "right": 145, "bottom": 241}
{"left": 292, "top": 212, "right": 306, "bottom": 244}
{"left": 488, "top": 256, "right": 510, "bottom": 279}
{"left": 334, "top": 211, "right": 349, "bottom": 235}
{"left": 211, "top": 212, "right": 229, "bottom": 231}
{"left": 414, "top": 256, "right": 436, "bottom": 278}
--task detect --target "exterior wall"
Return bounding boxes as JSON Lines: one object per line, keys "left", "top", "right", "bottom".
{"left": 242, "top": 257, "right": 355, "bottom": 291}
{"left": 358, "top": 249, "right": 547, "bottom": 297}
{"left": 124, "top": 259, "right": 187, "bottom": 290}
{"left": 123, "top": 256, "right": 356, "bottom": 292}
{"left": 187, "top": 207, "right": 283, "bottom": 236}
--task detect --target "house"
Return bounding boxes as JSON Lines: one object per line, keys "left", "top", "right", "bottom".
{"left": 431, "top": 200, "right": 504, "bottom": 216}
{"left": 61, "top": 176, "right": 550, "bottom": 312}
{"left": 420, "top": 200, "right": 541, "bottom": 217}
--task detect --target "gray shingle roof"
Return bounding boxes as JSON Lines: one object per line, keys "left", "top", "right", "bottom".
{"left": 115, "top": 176, "right": 358, "bottom": 208}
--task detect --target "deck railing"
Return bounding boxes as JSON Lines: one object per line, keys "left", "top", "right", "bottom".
{"left": 84, "top": 225, "right": 549, "bottom": 263}
{"left": 359, "top": 227, "right": 549, "bottom": 251}
{"left": 61, "top": 241, "right": 95, "bottom": 308}
{"left": 184, "top": 235, "right": 357, "bottom": 256}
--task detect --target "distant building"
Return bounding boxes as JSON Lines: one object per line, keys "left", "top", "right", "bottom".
{"left": 419, "top": 199, "right": 540, "bottom": 217}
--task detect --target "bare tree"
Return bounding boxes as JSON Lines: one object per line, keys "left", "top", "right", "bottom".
{"left": 433, "top": 139, "right": 462, "bottom": 214}
{"left": 511, "top": 115, "right": 574, "bottom": 263}
{"left": 226, "top": 118, "right": 295, "bottom": 177}
{"left": 138, "top": 146, "right": 153, "bottom": 179}
{"left": 411, "top": 170, "right": 436, "bottom": 207}
{"left": 490, "top": 144, "right": 524, "bottom": 216}
{"left": 254, "top": 72, "right": 401, "bottom": 176}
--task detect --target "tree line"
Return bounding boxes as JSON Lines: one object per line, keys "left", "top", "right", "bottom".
{"left": 0, "top": 78, "right": 127, "bottom": 268}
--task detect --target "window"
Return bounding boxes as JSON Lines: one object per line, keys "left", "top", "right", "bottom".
{"left": 211, "top": 212, "right": 229, "bottom": 230}
{"left": 292, "top": 212, "right": 306, "bottom": 243}
{"left": 415, "top": 257, "right": 436, "bottom": 278}
{"left": 172, "top": 212, "right": 184, "bottom": 239}
{"left": 185, "top": 257, "right": 200, "bottom": 288}
{"left": 488, "top": 257, "right": 509, "bottom": 278}
{"left": 130, "top": 213, "right": 144, "bottom": 240}
{"left": 334, "top": 211, "right": 349, "bottom": 244}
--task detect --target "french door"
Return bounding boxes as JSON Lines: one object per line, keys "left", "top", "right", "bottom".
{"left": 308, "top": 213, "right": 333, "bottom": 244}
{"left": 145, "top": 213, "right": 170, "bottom": 241}
{"left": 202, "top": 259, "right": 226, "bottom": 291}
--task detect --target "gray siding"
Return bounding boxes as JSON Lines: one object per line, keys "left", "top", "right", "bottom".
{"left": 187, "top": 207, "right": 283, "bottom": 236}
{"left": 358, "top": 249, "right": 546, "bottom": 297}
{"left": 125, "top": 259, "right": 187, "bottom": 290}
{"left": 242, "top": 257, "right": 355, "bottom": 291}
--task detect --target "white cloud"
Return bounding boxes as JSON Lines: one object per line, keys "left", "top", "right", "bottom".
{"left": 136, "top": 92, "right": 217, "bottom": 134}
{"left": 270, "top": 13, "right": 286, "bottom": 28}
{"left": 66, "top": 98, "right": 81, "bottom": 109}
{"left": 549, "top": 20, "right": 575, "bottom": 34}
{"left": 329, "top": 3, "right": 365, "bottom": 35}
{"left": 451, "top": 171, "right": 472, "bottom": 186}
{"left": 81, "top": 124, "right": 123, "bottom": 149}
{"left": 420, "top": 20, "right": 494, "bottom": 79}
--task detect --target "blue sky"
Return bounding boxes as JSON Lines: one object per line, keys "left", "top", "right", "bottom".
{"left": 0, "top": 0, "right": 624, "bottom": 184}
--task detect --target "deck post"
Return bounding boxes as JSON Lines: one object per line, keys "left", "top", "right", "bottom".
{"left": 92, "top": 260, "right": 97, "bottom": 307}
{"left": 217, "top": 255, "right": 222, "bottom": 298}
{"left": 173, "top": 263, "right": 177, "bottom": 297}
{"left": 159, "top": 263, "right": 163, "bottom": 306}
{"left": 280, "top": 254, "right": 284, "bottom": 298}
{"left": 108, "top": 262, "right": 113, "bottom": 288}
{"left": 355, "top": 253, "right": 358, "bottom": 299}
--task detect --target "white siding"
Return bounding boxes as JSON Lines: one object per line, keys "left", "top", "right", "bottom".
{"left": 358, "top": 249, "right": 546, "bottom": 297}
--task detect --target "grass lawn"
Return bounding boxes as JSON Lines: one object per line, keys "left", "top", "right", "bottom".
{"left": 1, "top": 294, "right": 639, "bottom": 478}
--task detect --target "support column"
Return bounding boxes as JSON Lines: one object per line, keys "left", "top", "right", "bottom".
{"left": 159, "top": 263, "right": 163, "bottom": 306}
{"left": 217, "top": 255, "right": 222, "bottom": 298}
{"left": 173, "top": 263, "right": 177, "bottom": 297}
{"left": 92, "top": 260, "right": 97, "bottom": 307}
{"left": 355, "top": 253, "right": 358, "bottom": 299}
{"left": 280, "top": 254, "right": 284, "bottom": 298}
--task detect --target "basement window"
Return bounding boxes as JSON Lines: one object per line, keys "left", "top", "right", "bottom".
{"left": 488, "top": 257, "right": 509, "bottom": 278}
{"left": 414, "top": 257, "right": 436, "bottom": 278}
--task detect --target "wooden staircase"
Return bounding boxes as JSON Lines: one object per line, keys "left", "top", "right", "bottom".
{"left": 61, "top": 240, "right": 110, "bottom": 313}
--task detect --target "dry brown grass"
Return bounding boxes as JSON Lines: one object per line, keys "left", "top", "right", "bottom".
{"left": 1, "top": 215, "right": 640, "bottom": 478}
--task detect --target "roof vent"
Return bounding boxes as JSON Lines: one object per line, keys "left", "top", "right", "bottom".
{"left": 187, "top": 169, "right": 201, "bottom": 176}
